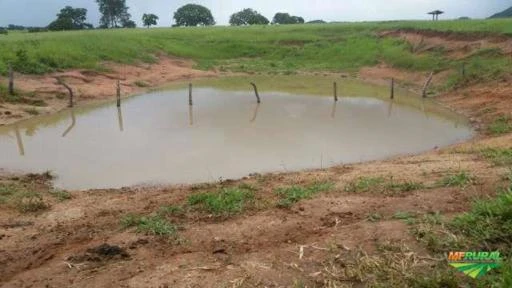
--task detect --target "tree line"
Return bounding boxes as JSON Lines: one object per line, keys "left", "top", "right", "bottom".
{"left": 2, "top": 2, "right": 318, "bottom": 33}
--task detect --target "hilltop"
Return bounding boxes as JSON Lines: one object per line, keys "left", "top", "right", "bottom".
{"left": 489, "top": 6, "right": 512, "bottom": 18}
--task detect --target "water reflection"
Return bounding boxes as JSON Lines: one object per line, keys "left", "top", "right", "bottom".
{"left": 15, "top": 125, "right": 25, "bottom": 156}
{"left": 331, "top": 102, "right": 338, "bottom": 119}
{"left": 251, "top": 104, "right": 260, "bottom": 123}
{"left": 117, "top": 107, "right": 124, "bottom": 132}
{"left": 387, "top": 100, "right": 394, "bottom": 118}
{"left": 189, "top": 105, "right": 194, "bottom": 126}
{"left": 62, "top": 109, "right": 76, "bottom": 137}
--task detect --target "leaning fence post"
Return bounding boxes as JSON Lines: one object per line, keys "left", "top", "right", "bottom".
{"left": 188, "top": 83, "right": 193, "bottom": 106}
{"left": 461, "top": 63, "right": 466, "bottom": 78}
{"left": 333, "top": 82, "right": 338, "bottom": 102}
{"left": 8, "top": 64, "right": 14, "bottom": 95}
{"left": 250, "top": 82, "right": 261, "bottom": 104}
{"left": 57, "top": 78, "right": 74, "bottom": 108}
{"left": 390, "top": 78, "right": 395, "bottom": 99}
{"left": 422, "top": 72, "right": 434, "bottom": 98}
{"left": 116, "top": 80, "right": 121, "bottom": 107}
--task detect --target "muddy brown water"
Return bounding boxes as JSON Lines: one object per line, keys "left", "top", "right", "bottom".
{"left": 0, "top": 81, "right": 473, "bottom": 190}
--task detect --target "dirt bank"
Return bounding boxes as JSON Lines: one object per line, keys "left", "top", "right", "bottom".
{"left": 0, "top": 57, "right": 218, "bottom": 126}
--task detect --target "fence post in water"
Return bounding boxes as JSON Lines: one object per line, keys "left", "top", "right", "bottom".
{"left": 188, "top": 83, "right": 193, "bottom": 106}
{"left": 250, "top": 82, "right": 261, "bottom": 104}
{"left": 8, "top": 64, "right": 14, "bottom": 95}
{"left": 390, "top": 78, "right": 395, "bottom": 100}
{"left": 333, "top": 82, "right": 338, "bottom": 102}
{"left": 116, "top": 80, "right": 121, "bottom": 107}
{"left": 422, "top": 72, "right": 434, "bottom": 98}
{"left": 57, "top": 78, "right": 74, "bottom": 108}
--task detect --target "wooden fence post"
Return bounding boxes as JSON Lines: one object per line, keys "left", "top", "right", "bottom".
{"left": 250, "top": 82, "right": 261, "bottom": 104}
{"left": 333, "top": 82, "right": 338, "bottom": 102}
{"left": 390, "top": 78, "right": 395, "bottom": 99}
{"left": 422, "top": 72, "right": 434, "bottom": 98}
{"left": 189, "top": 83, "right": 193, "bottom": 106}
{"left": 57, "top": 78, "right": 74, "bottom": 108}
{"left": 116, "top": 80, "right": 121, "bottom": 107}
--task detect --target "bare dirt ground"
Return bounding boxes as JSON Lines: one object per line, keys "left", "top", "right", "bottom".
{"left": 1, "top": 30, "right": 512, "bottom": 287}
{"left": 0, "top": 57, "right": 218, "bottom": 126}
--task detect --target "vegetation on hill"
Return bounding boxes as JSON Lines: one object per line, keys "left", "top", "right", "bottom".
{"left": 489, "top": 6, "right": 512, "bottom": 18}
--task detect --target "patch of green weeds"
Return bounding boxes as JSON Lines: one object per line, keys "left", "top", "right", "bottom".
{"left": 121, "top": 214, "right": 177, "bottom": 237}
{"left": 48, "top": 189, "right": 72, "bottom": 202}
{"left": 188, "top": 186, "right": 255, "bottom": 216}
{"left": 344, "top": 177, "right": 384, "bottom": 193}
{"left": 367, "top": 212, "right": 383, "bottom": 222}
{"left": 0, "top": 183, "right": 48, "bottom": 213}
{"left": 134, "top": 80, "right": 150, "bottom": 88}
{"left": 23, "top": 108, "right": 39, "bottom": 115}
{"left": 275, "top": 182, "right": 334, "bottom": 208}
{"left": 158, "top": 205, "right": 185, "bottom": 216}
{"left": 438, "top": 170, "right": 475, "bottom": 188}
{"left": 344, "top": 176, "right": 424, "bottom": 195}
{"left": 481, "top": 147, "right": 512, "bottom": 166}
{"left": 488, "top": 116, "right": 512, "bottom": 135}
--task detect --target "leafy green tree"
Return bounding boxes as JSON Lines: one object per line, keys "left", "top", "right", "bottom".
{"left": 229, "top": 8, "right": 269, "bottom": 26}
{"left": 142, "top": 13, "right": 159, "bottom": 28}
{"left": 96, "top": 0, "right": 133, "bottom": 28}
{"left": 48, "top": 6, "right": 92, "bottom": 31}
{"left": 272, "top": 12, "right": 305, "bottom": 24}
{"left": 173, "top": 4, "right": 215, "bottom": 27}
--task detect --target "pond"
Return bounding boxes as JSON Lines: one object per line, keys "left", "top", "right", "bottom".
{"left": 0, "top": 76, "right": 473, "bottom": 190}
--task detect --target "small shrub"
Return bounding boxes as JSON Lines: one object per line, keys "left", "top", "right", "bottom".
{"left": 49, "top": 189, "right": 72, "bottom": 201}
{"left": 134, "top": 81, "right": 150, "bottom": 88}
{"left": 24, "top": 108, "right": 39, "bottom": 115}
{"left": 344, "top": 177, "right": 384, "bottom": 193}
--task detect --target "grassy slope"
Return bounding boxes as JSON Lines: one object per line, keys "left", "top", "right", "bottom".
{"left": 1, "top": 19, "right": 512, "bottom": 83}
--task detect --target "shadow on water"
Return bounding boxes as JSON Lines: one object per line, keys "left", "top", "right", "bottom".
{"left": 62, "top": 109, "right": 76, "bottom": 137}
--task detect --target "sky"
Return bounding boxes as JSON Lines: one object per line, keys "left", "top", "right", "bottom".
{"left": 0, "top": 0, "right": 510, "bottom": 27}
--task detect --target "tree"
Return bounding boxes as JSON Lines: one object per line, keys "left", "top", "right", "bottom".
{"left": 142, "top": 13, "right": 159, "bottom": 28}
{"left": 48, "top": 6, "right": 92, "bottom": 31}
{"left": 96, "top": 0, "right": 133, "bottom": 28}
{"left": 272, "top": 12, "right": 305, "bottom": 24}
{"left": 173, "top": 4, "right": 215, "bottom": 27}
{"left": 229, "top": 8, "right": 269, "bottom": 26}
{"left": 428, "top": 10, "right": 444, "bottom": 21}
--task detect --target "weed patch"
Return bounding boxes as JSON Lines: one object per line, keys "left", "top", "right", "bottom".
{"left": 438, "top": 170, "right": 475, "bottom": 188}
{"left": 488, "top": 116, "right": 512, "bottom": 135}
{"left": 188, "top": 186, "right": 255, "bottom": 216}
{"left": 481, "top": 147, "right": 512, "bottom": 166}
{"left": 0, "top": 183, "right": 48, "bottom": 213}
{"left": 344, "top": 176, "right": 424, "bottom": 195}
{"left": 275, "top": 182, "right": 334, "bottom": 208}
{"left": 121, "top": 214, "right": 177, "bottom": 237}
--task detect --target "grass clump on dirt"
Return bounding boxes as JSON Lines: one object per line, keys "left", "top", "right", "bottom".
{"left": 438, "top": 170, "right": 475, "bottom": 188}
{"left": 481, "top": 147, "right": 512, "bottom": 166}
{"left": 344, "top": 176, "right": 424, "bottom": 195}
{"left": 48, "top": 189, "right": 72, "bottom": 202}
{"left": 275, "top": 181, "right": 334, "bottom": 208}
{"left": 187, "top": 185, "right": 255, "bottom": 216}
{"left": 488, "top": 116, "right": 512, "bottom": 135}
{"left": 121, "top": 214, "right": 177, "bottom": 237}
{"left": 0, "top": 183, "right": 48, "bottom": 213}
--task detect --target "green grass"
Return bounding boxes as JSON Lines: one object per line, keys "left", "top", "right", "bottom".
{"left": 48, "top": 189, "right": 72, "bottom": 202}
{"left": 488, "top": 116, "right": 512, "bottom": 135}
{"left": 0, "top": 183, "right": 48, "bottom": 213}
{"left": 121, "top": 214, "right": 177, "bottom": 237}
{"left": 275, "top": 181, "right": 334, "bottom": 208}
{"left": 344, "top": 176, "right": 424, "bottom": 195}
{"left": 1, "top": 19, "right": 511, "bottom": 88}
{"left": 187, "top": 186, "right": 255, "bottom": 216}
{"left": 481, "top": 148, "right": 512, "bottom": 166}
{"left": 438, "top": 170, "right": 475, "bottom": 188}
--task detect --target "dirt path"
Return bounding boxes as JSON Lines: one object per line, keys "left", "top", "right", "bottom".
{"left": 0, "top": 57, "right": 218, "bottom": 126}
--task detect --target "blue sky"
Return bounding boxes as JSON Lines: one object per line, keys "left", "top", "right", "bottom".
{"left": 0, "top": 0, "right": 510, "bottom": 27}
